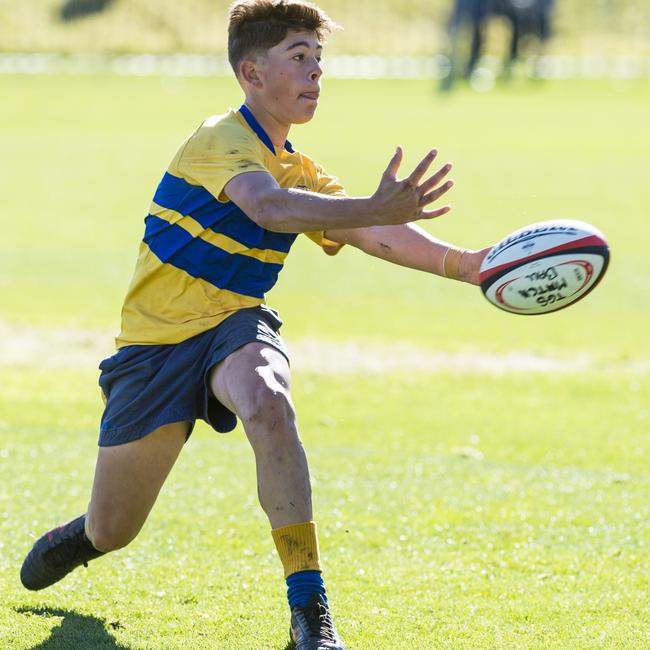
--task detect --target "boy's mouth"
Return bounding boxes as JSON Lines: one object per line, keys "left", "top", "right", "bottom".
{"left": 299, "top": 91, "right": 320, "bottom": 101}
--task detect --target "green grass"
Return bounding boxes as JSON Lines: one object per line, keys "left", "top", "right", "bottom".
{"left": 1, "top": 369, "right": 648, "bottom": 648}
{"left": 1, "top": 75, "right": 649, "bottom": 648}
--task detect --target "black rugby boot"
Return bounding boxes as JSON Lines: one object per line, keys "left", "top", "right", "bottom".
{"left": 21, "top": 514, "right": 104, "bottom": 590}
{"left": 289, "top": 593, "right": 346, "bottom": 650}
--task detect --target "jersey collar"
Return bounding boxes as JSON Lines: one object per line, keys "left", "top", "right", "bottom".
{"left": 239, "top": 104, "right": 295, "bottom": 155}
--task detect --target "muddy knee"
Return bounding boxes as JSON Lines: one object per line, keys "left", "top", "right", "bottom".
{"left": 240, "top": 383, "right": 298, "bottom": 440}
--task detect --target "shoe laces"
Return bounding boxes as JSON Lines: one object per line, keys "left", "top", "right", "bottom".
{"left": 303, "top": 597, "right": 337, "bottom": 642}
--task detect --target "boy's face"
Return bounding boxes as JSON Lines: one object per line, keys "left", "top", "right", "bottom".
{"left": 250, "top": 30, "right": 323, "bottom": 126}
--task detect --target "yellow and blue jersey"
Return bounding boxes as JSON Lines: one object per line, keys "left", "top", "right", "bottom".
{"left": 116, "top": 105, "right": 345, "bottom": 348}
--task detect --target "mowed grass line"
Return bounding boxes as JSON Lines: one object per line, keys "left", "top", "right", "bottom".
{"left": 0, "top": 367, "right": 647, "bottom": 649}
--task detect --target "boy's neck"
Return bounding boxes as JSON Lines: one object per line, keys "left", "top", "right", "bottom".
{"left": 243, "top": 99, "right": 291, "bottom": 150}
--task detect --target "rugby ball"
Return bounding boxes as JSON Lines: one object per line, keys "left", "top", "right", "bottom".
{"left": 480, "top": 219, "right": 609, "bottom": 315}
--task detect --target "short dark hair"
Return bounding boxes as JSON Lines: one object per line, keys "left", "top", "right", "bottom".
{"left": 228, "top": 0, "right": 338, "bottom": 75}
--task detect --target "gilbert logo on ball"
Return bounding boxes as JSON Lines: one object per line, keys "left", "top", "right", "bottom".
{"left": 479, "top": 220, "right": 610, "bottom": 315}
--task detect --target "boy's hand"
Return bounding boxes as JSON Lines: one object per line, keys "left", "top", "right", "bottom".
{"left": 370, "top": 147, "right": 454, "bottom": 225}
{"left": 459, "top": 246, "right": 493, "bottom": 285}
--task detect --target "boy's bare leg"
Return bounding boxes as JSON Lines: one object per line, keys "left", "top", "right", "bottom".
{"left": 21, "top": 421, "right": 189, "bottom": 590}
{"left": 209, "top": 343, "right": 311, "bottom": 528}
{"left": 210, "top": 343, "right": 345, "bottom": 649}
{"left": 86, "top": 421, "right": 190, "bottom": 551}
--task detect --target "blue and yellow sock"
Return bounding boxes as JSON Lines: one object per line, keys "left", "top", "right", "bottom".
{"left": 272, "top": 521, "right": 327, "bottom": 609}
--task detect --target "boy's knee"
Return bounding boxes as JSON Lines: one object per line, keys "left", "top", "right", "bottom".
{"left": 86, "top": 516, "right": 139, "bottom": 553}
{"left": 240, "top": 383, "right": 297, "bottom": 434}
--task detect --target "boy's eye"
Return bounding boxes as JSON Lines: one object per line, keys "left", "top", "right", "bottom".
{"left": 292, "top": 52, "right": 322, "bottom": 64}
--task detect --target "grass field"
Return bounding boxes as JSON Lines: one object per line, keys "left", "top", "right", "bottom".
{"left": 0, "top": 74, "right": 649, "bottom": 648}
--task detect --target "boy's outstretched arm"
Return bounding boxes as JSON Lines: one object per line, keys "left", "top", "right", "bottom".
{"left": 225, "top": 147, "right": 453, "bottom": 232}
{"left": 325, "top": 223, "right": 492, "bottom": 286}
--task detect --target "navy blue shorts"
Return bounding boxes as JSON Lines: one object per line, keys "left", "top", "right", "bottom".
{"left": 97, "top": 306, "right": 288, "bottom": 447}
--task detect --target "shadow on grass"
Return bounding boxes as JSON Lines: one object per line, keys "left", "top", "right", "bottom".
{"left": 16, "top": 607, "right": 132, "bottom": 649}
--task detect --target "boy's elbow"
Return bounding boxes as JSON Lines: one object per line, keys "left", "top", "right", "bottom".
{"left": 249, "top": 191, "right": 286, "bottom": 231}
{"left": 251, "top": 201, "right": 276, "bottom": 230}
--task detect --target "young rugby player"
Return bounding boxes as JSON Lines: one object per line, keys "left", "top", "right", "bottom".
{"left": 21, "top": 1, "right": 491, "bottom": 648}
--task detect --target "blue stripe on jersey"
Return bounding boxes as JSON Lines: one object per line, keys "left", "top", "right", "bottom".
{"left": 144, "top": 216, "right": 284, "bottom": 299}
{"left": 152, "top": 172, "right": 296, "bottom": 253}
{"left": 153, "top": 172, "right": 217, "bottom": 225}
{"left": 205, "top": 204, "right": 297, "bottom": 253}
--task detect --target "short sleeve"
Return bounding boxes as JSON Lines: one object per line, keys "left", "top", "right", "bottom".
{"left": 303, "top": 163, "right": 347, "bottom": 255}
{"left": 314, "top": 163, "right": 347, "bottom": 198}
{"left": 176, "top": 119, "right": 268, "bottom": 202}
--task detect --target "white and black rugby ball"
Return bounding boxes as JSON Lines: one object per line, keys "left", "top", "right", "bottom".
{"left": 480, "top": 219, "right": 610, "bottom": 315}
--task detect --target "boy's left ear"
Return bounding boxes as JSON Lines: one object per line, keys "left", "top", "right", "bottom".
{"left": 240, "top": 59, "right": 263, "bottom": 88}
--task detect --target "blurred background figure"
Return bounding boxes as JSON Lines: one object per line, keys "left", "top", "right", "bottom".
{"left": 441, "top": 0, "right": 556, "bottom": 90}
{"left": 60, "top": 0, "right": 114, "bottom": 22}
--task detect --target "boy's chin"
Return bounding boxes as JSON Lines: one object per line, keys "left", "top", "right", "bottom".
{"left": 290, "top": 107, "right": 317, "bottom": 125}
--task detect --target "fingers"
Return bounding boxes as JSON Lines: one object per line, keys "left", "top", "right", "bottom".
{"left": 418, "top": 162, "right": 453, "bottom": 196}
{"left": 406, "top": 149, "right": 438, "bottom": 187}
{"left": 420, "top": 178, "right": 454, "bottom": 207}
{"left": 420, "top": 204, "right": 452, "bottom": 220}
{"left": 378, "top": 147, "right": 455, "bottom": 224}
{"left": 383, "top": 146, "right": 403, "bottom": 180}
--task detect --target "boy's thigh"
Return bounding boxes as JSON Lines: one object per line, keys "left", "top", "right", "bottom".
{"left": 209, "top": 342, "right": 292, "bottom": 419}
{"left": 86, "top": 421, "right": 189, "bottom": 544}
{"left": 99, "top": 307, "right": 288, "bottom": 440}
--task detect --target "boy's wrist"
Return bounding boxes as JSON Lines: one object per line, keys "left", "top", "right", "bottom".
{"left": 441, "top": 247, "right": 468, "bottom": 281}
{"left": 365, "top": 194, "right": 386, "bottom": 225}
{"left": 457, "top": 249, "right": 475, "bottom": 284}
{"left": 441, "top": 247, "right": 484, "bottom": 285}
